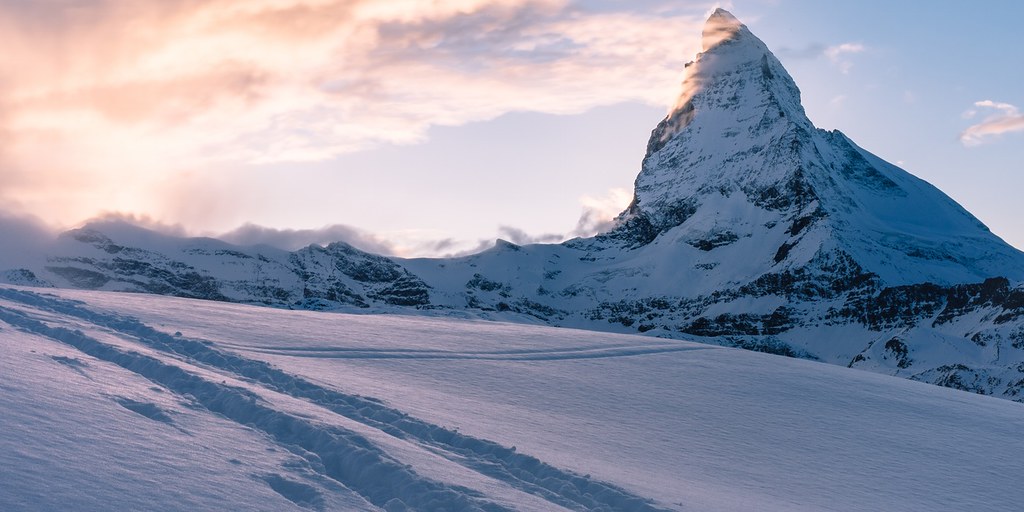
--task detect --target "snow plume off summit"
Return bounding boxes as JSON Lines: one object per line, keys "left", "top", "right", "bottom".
{"left": 7, "top": 9, "right": 1024, "bottom": 400}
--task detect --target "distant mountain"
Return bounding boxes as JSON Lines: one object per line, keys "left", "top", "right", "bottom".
{"left": 7, "top": 9, "right": 1024, "bottom": 400}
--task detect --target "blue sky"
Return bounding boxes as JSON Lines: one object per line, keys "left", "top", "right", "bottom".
{"left": 1, "top": 0, "right": 1021, "bottom": 255}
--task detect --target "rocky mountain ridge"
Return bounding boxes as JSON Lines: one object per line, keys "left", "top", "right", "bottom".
{"left": 6, "top": 9, "right": 1024, "bottom": 401}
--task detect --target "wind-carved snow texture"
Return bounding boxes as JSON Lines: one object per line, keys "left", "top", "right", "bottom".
{"left": 0, "top": 287, "right": 670, "bottom": 512}
{"left": 6, "top": 9, "right": 1024, "bottom": 401}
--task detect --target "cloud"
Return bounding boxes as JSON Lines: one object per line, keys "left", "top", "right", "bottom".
{"left": 771, "top": 41, "right": 867, "bottom": 75}
{"left": 823, "top": 43, "right": 864, "bottom": 74}
{"left": 218, "top": 223, "right": 397, "bottom": 254}
{"left": 973, "top": 100, "right": 1018, "bottom": 115}
{"left": 0, "top": 212, "right": 58, "bottom": 270}
{"left": 394, "top": 187, "right": 633, "bottom": 256}
{"left": 824, "top": 43, "right": 865, "bottom": 60}
{"left": 497, "top": 225, "right": 564, "bottom": 245}
{"left": 55, "top": 211, "right": 399, "bottom": 256}
{"left": 81, "top": 212, "right": 190, "bottom": 238}
{"left": 775, "top": 43, "right": 827, "bottom": 60}
{"left": 776, "top": 41, "right": 864, "bottom": 73}
{"left": 570, "top": 187, "right": 632, "bottom": 237}
{"left": 960, "top": 100, "right": 1024, "bottom": 146}
{"left": 0, "top": 0, "right": 706, "bottom": 227}
{"left": 829, "top": 95, "right": 847, "bottom": 108}
{"left": 442, "top": 239, "right": 499, "bottom": 258}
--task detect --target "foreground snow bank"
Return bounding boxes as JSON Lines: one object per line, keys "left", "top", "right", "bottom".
{"left": 2, "top": 286, "right": 1024, "bottom": 511}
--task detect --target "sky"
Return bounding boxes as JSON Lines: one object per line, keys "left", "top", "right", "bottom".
{"left": 0, "top": 0, "right": 1022, "bottom": 256}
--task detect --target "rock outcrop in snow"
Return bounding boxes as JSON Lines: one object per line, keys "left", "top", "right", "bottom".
{"left": 6, "top": 9, "right": 1024, "bottom": 401}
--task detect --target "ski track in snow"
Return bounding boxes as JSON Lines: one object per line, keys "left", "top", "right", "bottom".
{"left": 0, "top": 287, "right": 673, "bottom": 512}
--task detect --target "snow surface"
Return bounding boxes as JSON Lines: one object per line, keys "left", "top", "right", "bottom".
{"left": 2, "top": 285, "right": 1024, "bottom": 511}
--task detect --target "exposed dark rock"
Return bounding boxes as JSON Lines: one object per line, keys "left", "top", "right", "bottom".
{"left": 466, "top": 274, "right": 507, "bottom": 293}
{"left": 721, "top": 336, "right": 816, "bottom": 359}
{"left": 934, "top": 277, "right": 1010, "bottom": 325}
{"left": 683, "top": 307, "right": 795, "bottom": 337}
{"left": 600, "top": 198, "right": 698, "bottom": 247}
{"left": 690, "top": 231, "right": 740, "bottom": 251}
{"left": 596, "top": 211, "right": 660, "bottom": 247}
{"left": 327, "top": 243, "right": 404, "bottom": 283}
{"left": 1, "top": 269, "right": 52, "bottom": 287}
{"left": 45, "top": 266, "right": 110, "bottom": 289}
{"left": 883, "top": 338, "right": 912, "bottom": 369}
{"left": 848, "top": 353, "right": 867, "bottom": 368}
{"left": 919, "top": 365, "right": 1001, "bottom": 396}
{"left": 368, "top": 274, "right": 431, "bottom": 307}
{"left": 646, "top": 101, "right": 695, "bottom": 157}
{"left": 773, "top": 242, "right": 795, "bottom": 263}
{"left": 831, "top": 282, "right": 945, "bottom": 329}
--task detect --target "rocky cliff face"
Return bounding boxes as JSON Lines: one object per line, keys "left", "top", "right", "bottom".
{"left": 7, "top": 9, "right": 1024, "bottom": 401}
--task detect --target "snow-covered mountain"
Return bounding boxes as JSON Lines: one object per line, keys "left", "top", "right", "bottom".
{"left": 6, "top": 10, "right": 1024, "bottom": 400}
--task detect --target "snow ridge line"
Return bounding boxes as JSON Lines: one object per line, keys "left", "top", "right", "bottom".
{"left": 0, "top": 304, "right": 509, "bottom": 512}
{"left": 235, "top": 344, "right": 706, "bottom": 361}
{"left": 0, "top": 288, "right": 674, "bottom": 512}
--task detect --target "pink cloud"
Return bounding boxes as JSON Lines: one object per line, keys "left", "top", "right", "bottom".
{"left": 0, "top": 0, "right": 706, "bottom": 229}
{"left": 961, "top": 100, "right": 1024, "bottom": 146}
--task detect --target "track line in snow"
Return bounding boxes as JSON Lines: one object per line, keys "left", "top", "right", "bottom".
{"left": 0, "top": 287, "right": 676, "bottom": 512}
{"left": 261, "top": 473, "right": 326, "bottom": 510}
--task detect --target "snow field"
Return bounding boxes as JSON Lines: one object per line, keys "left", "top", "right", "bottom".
{"left": 3, "top": 286, "right": 1024, "bottom": 511}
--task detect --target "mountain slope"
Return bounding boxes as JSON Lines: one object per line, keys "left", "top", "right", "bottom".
{"left": 5, "top": 9, "right": 1024, "bottom": 400}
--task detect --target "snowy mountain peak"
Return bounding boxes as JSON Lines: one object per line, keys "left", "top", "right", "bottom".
{"left": 607, "top": 11, "right": 812, "bottom": 247}
{"left": 702, "top": 8, "right": 745, "bottom": 51}
{"left": 647, "top": 9, "right": 807, "bottom": 160}
{"left": 606, "top": 10, "right": 1024, "bottom": 286}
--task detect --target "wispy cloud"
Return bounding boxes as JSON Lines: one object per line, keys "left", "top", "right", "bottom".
{"left": 776, "top": 41, "right": 865, "bottom": 73}
{"left": 218, "top": 223, "right": 397, "bottom": 254}
{"left": 960, "top": 100, "right": 1024, "bottom": 146}
{"left": 775, "top": 43, "right": 826, "bottom": 60}
{"left": 402, "top": 186, "right": 633, "bottom": 256}
{"left": 0, "top": 0, "right": 707, "bottom": 226}
{"left": 829, "top": 95, "right": 847, "bottom": 108}
{"left": 570, "top": 187, "right": 632, "bottom": 237}
{"left": 0, "top": 212, "right": 57, "bottom": 269}
{"left": 823, "top": 43, "right": 864, "bottom": 74}
{"left": 496, "top": 226, "right": 564, "bottom": 245}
